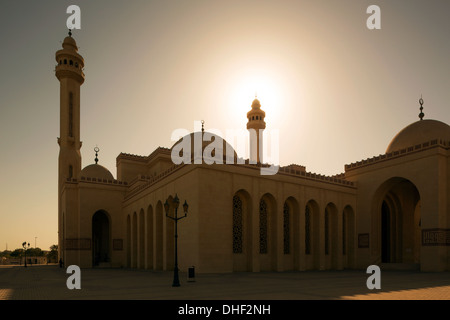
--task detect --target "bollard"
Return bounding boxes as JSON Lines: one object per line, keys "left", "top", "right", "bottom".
{"left": 187, "top": 266, "right": 195, "bottom": 282}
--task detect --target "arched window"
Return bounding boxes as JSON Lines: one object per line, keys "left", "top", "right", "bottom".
{"left": 233, "top": 195, "right": 243, "bottom": 254}
{"left": 75, "top": 62, "right": 78, "bottom": 68}
{"left": 69, "top": 60, "right": 73, "bottom": 66}
{"left": 283, "top": 202, "right": 290, "bottom": 254}
{"left": 305, "top": 205, "right": 311, "bottom": 254}
{"left": 259, "top": 199, "right": 268, "bottom": 254}
{"left": 64, "top": 59, "right": 67, "bottom": 64}
{"left": 252, "top": 116, "right": 255, "bottom": 120}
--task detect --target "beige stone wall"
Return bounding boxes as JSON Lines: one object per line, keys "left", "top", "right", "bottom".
{"left": 60, "top": 142, "right": 449, "bottom": 272}
{"left": 122, "top": 166, "right": 201, "bottom": 272}
{"left": 60, "top": 133, "right": 449, "bottom": 272}
{"left": 120, "top": 162, "right": 357, "bottom": 273}
{"left": 60, "top": 180, "right": 126, "bottom": 268}
{"left": 345, "top": 144, "right": 450, "bottom": 271}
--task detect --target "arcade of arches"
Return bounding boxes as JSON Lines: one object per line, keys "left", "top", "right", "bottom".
{"left": 121, "top": 192, "right": 356, "bottom": 273}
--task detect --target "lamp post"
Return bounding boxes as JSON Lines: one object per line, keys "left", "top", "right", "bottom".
{"left": 164, "top": 194, "right": 188, "bottom": 287}
{"left": 22, "top": 242, "right": 30, "bottom": 268}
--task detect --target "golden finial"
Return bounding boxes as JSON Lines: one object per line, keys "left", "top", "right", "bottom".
{"left": 94, "top": 146, "right": 100, "bottom": 164}
{"left": 419, "top": 95, "right": 424, "bottom": 121}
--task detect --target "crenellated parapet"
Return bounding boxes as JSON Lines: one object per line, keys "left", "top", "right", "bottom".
{"left": 345, "top": 138, "right": 450, "bottom": 172}
{"left": 124, "top": 158, "right": 355, "bottom": 201}
{"left": 277, "top": 166, "right": 354, "bottom": 187}
{"left": 117, "top": 147, "right": 171, "bottom": 162}
{"left": 65, "top": 177, "right": 128, "bottom": 186}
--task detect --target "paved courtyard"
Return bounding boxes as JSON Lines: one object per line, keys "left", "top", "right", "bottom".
{"left": 0, "top": 264, "right": 449, "bottom": 300}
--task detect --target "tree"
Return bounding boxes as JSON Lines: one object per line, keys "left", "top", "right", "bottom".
{"left": 10, "top": 249, "right": 24, "bottom": 257}
{"left": 47, "top": 245, "right": 58, "bottom": 263}
{"left": 0, "top": 250, "right": 11, "bottom": 257}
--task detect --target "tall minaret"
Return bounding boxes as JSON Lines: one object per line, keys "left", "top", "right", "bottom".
{"left": 247, "top": 98, "right": 266, "bottom": 163}
{"left": 55, "top": 30, "right": 84, "bottom": 188}
{"left": 55, "top": 31, "right": 84, "bottom": 262}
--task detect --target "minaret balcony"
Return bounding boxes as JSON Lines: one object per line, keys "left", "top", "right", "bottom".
{"left": 55, "top": 65, "right": 85, "bottom": 83}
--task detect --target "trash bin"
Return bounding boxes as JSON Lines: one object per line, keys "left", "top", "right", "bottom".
{"left": 187, "top": 266, "right": 195, "bottom": 282}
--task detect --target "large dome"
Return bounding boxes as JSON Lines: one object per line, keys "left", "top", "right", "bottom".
{"left": 171, "top": 131, "right": 238, "bottom": 163}
{"left": 386, "top": 119, "right": 450, "bottom": 153}
{"left": 81, "top": 164, "right": 114, "bottom": 180}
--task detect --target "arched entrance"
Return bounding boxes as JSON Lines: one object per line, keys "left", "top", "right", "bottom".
{"left": 374, "top": 178, "right": 421, "bottom": 266}
{"left": 92, "top": 210, "right": 110, "bottom": 267}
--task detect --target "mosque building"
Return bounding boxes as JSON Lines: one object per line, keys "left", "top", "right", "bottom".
{"left": 56, "top": 32, "right": 450, "bottom": 273}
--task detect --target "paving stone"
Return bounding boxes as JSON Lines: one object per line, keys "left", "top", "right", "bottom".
{"left": 0, "top": 265, "right": 449, "bottom": 300}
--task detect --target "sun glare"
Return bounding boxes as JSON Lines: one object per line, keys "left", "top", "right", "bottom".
{"left": 228, "top": 72, "right": 282, "bottom": 126}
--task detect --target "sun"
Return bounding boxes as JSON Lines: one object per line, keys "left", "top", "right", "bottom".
{"left": 228, "top": 72, "right": 282, "bottom": 125}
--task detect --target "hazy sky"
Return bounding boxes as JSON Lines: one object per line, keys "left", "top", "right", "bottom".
{"left": 0, "top": 0, "right": 449, "bottom": 251}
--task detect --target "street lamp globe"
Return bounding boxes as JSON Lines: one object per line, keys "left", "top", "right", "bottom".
{"left": 164, "top": 199, "right": 170, "bottom": 215}
{"left": 183, "top": 200, "right": 189, "bottom": 215}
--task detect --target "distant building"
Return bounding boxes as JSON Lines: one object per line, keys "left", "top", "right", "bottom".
{"left": 1, "top": 257, "right": 47, "bottom": 265}
{"left": 24, "top": 256, "right": 48, "bottom": 265}
{"left": 56, "top": 33, "right": 450, "bottom": 272}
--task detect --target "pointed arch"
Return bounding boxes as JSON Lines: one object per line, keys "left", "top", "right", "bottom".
{"left": 305, "top": 199, "right": 320, "bottom": 270}
{"left": 259, "top": 193, "right": 277, "bottom": 271}
{"left": 324, "top": 202, "right": 338, "bottom": 270}
{"left": 283, "top": 196, "right": 299, "bottom": 271}
{"left": 342, "top": 205, "right": 355, "bottom": 269}
{"left": 372, "top": 177, "right": 421, "bottom": 266}
{"left": 126, "top": 214, "right": 131, "bottom": 268}
{"left": 147, "top": 204, "right": 154, "bottom": 269}
{"left": 155, "top": 201, "right": 163, "bottom": 270}
{"left": 138, "top": 208, "right": 145, "bottom": 269}
{"left": 232, "top": 189, "right": 252, "bottom": 271}
{"left": 164, "top": 196, "right": 175, "bottom": 271}
{"left": 132, "top": 211, "right": 137, "bottom": 268}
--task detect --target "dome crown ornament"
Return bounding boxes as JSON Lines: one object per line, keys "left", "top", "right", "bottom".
{"left": 419, "top": 95, "right": 424, "bottom": 121}
{"left": 94, "top": 146, "right": 100, "bottom": 164}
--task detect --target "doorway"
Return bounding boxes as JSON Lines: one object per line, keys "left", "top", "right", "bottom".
{"left": 92, "top": 211, "right": 110, "bottom": 266}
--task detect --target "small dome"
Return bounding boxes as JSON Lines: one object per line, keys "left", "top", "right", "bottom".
{"left": 62, "top": 36, "right": 78, "bottom": 52}
{"left": 386, "top": 119, "right": 450, "bottom": 153}
{"left": 170, "top": 131, "right": 238, "bottom": 163}
{"left": 252, "top": 98, "right": 261, "bottom": 108}
{"left": 247, "top": 98, "right": 266, "bottom": 119}
{"left": 81, "top": 164, "right": 114, "bottom": 180}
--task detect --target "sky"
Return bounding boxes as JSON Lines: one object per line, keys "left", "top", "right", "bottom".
{"left": 0, "top": 0, "right": 449, "bottom": 252}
